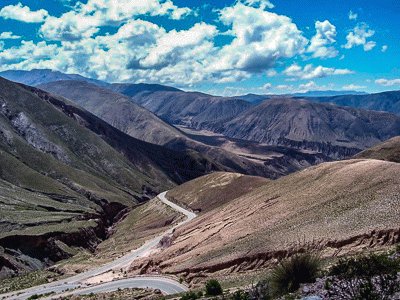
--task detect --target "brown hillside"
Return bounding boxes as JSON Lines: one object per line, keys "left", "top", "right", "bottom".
{"left": 132, "top": 159, "right": 400, "bottom": 277}
{"left": 354, "top": 136, "right": 400, "bottom": 163}
{"left": 167, "top": 172, "right": 269, "bottom": 214}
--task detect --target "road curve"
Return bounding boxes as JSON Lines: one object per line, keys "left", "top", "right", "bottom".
{"left": 0, "top": 192, "right": 196, "bottom": 300}
{"left": 45, "top": 277, "right": 188, "bottom": 299}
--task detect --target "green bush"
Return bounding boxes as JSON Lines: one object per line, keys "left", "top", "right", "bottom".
{"left": 327, "top": 253, "right": 400, "bottom": 299}
{"left": 180, "top": 291, "right": 199, "bottom": 300}
{"left": 205, "top": 279, "right": 223, "bottom": 296}
{"left": 329, "top": 253, "right": 400, "bottom": 279}
{"left": 270, "top": 253, "right": 321, "bottom": 295}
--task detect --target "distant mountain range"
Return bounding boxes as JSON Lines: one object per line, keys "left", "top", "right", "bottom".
{"left": 129, "top": 89, "right": 400, "bottom": 158}
{"left": 3, "top": 69, "right": 400, "bottom": 160}
{"left": 0, "top": 69, "right": 108, "bottom": 87}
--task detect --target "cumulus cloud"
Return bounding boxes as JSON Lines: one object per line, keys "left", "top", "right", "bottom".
{"left": 39, "top": 0, "right": 191, "bottom": 41}
{"left": 138, "top": 22, "right": 217, "bottom": 69}
{"left": 375, "top": 78, "right": 400, "bottom": 86}
{"left": 0, "top": 3, "right": 48, "bottom": 23}
{"left": 307, "top": 20, "right": 338, "bottom": 58}
{"left": 348, "top": 10, "right": 358, "bottom": 21}
{"left": 0, "top": 1, "right": 356, "bottom": 87}
{"left": 243, "top": 0, "right": 274, "bottom": 9}
{"left": 284, "top": 63, "right": 354, "bottom": 79}
{"left": 212, "top": 2, "right": 308, "bottom": 74}
{"left": 381, "top": 45, "right": 388, "bottom": 52}
{"left": 0, "top": 31, "right": 21, "bottom": 39}
{"left": 0, "top": 41, "right": 58, "bottom": 67}
{"left": 343, "top": 23, "right": 376, "bottom": 51}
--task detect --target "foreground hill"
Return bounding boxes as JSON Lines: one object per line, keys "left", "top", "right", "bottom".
{"left": 354, "top": 136, "right": 400, "bottom": 163}
{"left": 131, "top": 159, "right": 400, "bottom": 279}
{"left": 208, "top": 98, "right": 400, "bottom": 158}
{"left": 0, "top": 77, "right": 221, "bottom": 278}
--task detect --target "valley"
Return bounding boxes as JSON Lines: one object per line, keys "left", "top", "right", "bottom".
{"left": 0, "top": 69, "right": 399, "bottom": 300}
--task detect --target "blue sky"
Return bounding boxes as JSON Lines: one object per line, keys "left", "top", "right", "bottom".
{"left": 0, "top": 0, "right": 399, "bottom": 95}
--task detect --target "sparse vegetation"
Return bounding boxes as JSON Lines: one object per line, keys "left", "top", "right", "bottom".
{"left": 180, "top": 291, "right": 199, "bottom": 300}
{"left": 205, "top": 279, "right": 223, "bottom": 296}
{"left": 0, "top": 270, "right": 60, "bottom": 294}
{"left": 326, "top": 253, "right": 400, "bottom": 299}
{"left": 270, "top": 253, "right": 322, "bottom": 296}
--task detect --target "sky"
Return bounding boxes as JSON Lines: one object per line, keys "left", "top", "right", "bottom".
{"left": 0, "top": 0, "right": 399, "bottom": 96}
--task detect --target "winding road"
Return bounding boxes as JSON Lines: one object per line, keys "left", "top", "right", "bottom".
{"left": 0, "top": 192, "right": 196, "bottom": 300}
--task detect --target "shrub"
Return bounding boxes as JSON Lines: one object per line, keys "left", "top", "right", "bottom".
{"left": 329, "top": 253, "right": 400, "bottom": 279}
{"left": 270, "top": 253, "right": 321, "bottom": 295}
{"left": 247, "top": 280, "right": 271, "bottom": 300}
{"left": 205, "top": 279, "right": 223, "bottom": 296}
{"left": 231, "top": 289, "right": 249, "bottom": 300}
{"left": 180, "top": 291, "right": 199, "bottom": 300}
{"left": 326, "top": 253, "right": 400, "bottom": 299}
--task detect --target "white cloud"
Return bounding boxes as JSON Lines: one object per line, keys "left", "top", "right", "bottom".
{"left": 0, "top": 3, "right": 48, "bottom": 23}
{"left": 343, "top": 23, "right": 376, "bottom": 51}
{"left": 283, "top": 63, "right": 354, "bottom": 80}
{"left": 298, "top": 81, "right": 332, "bottom": 92}
{"left": 0, "top": 1, "right": 358, "bottom": 88}
{"left": 363, "top": 41, "right": 376, "bottom": 51}
{"left": 263, "top": 83, "right": 272, "bottom": 90}
{"left": 0, "top": 41, "right": 58, "bottom": 67}
{"left": 342, "top": 84, "right": 366, "bottom": 90}
{"left": 348, "top": 10, "right": 358, "bottom": 21}
{"left": 211, "top": 2, "right": 308, "bottom": 74}
{"left": 0, "top": 31, "right": 21, "bottom": 39}
{"left": 243, "top": 0, "right": 274, "bottom": 9}
{"left": 307, "top": 20, "right": 338, "bottom": 58}
{"left": 375, "top": 78, "right": 400, "bottom": 86}
{"left": 266, "top": 69, "right": 277, "bottom": 77}
{"left": 381, "top": 45, "right": 388, "bottom": 52}
{"left": 139, "top": 22, "right": 217, "bottom": 69}
{"left": 39, "top": 0, "right": 191, "bottom": 41}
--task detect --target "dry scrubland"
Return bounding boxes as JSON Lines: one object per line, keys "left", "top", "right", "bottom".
{"left": 130, "top": 159, "right": 400, "bottom": 280}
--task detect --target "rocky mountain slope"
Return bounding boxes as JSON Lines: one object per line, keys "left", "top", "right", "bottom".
{"left": 131, "top": 157, "right": 400, "bottom": 280}
{"left": 0, "top": 77, "right": 222, "bottom": 278}
{"left": 128, "top": 89, "right": 400, "bottom": 159}
{"left": 207, "top": 98, "right": 400, "bottom": 158}
{"left": 38, "top": 80, "right": 185, "bottom": 145}
{"left": 129, "top": 90, "right": 253, "bottom": 128}
{"left": 39, "top": 80, "right": 330, "bottom": 179}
